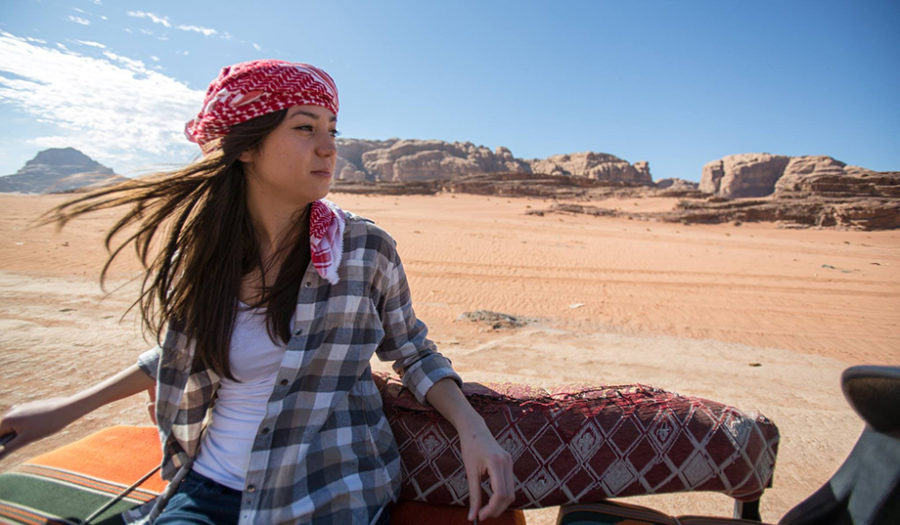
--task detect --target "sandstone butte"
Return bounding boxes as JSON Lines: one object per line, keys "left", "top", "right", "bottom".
{"left": 334, "top": 138, "right": 652, "bottom": 184}
{"left": 0, "top": 147, "right": 125, "bottom": 194}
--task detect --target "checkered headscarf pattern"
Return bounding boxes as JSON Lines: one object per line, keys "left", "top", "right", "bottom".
{"left": 136, "top": 210, "right": 461, "bottom": 524}
{"left": 185, "top": 59, "right": 339, "bottom": 153}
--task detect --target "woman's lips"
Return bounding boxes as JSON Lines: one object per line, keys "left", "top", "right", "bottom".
{"left": 311, "top": 170, "right": 332, "bottom": 178}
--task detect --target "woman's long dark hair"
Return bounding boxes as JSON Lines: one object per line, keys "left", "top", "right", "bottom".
{"left": 42, "top": 108, "right": 309, "bottom": 380}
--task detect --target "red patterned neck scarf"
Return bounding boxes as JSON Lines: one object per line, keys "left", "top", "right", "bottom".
{"left": 309, "top": 199, "right": 345, "bottom": 285}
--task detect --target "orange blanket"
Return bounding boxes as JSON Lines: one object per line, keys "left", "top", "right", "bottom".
{"left": 0, "top": 425, "right": 524, "bottom": 524}
{"left": 0, "top": 426, "right": 164, "bottom": 524}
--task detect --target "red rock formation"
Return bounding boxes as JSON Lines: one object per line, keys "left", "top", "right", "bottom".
{"left": 335, "top": 138, "right": 652, "bottom": 185}
{"left": 699, "top": 153, "right": 791, "bottom": 198}
{"left": 527, "top": 152, "right": 652, "bottom": 184}
{"left": 775, "top": 156, "right": 900, "bottom": 199}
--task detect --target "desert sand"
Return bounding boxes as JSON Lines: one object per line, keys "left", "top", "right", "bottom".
{"left": 1, "top": 191, "right": 898, "bottom": 524}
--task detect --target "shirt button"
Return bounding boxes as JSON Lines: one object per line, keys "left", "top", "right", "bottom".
{"left": 246, "top": 485, "right": 256, "bottom": 493}
{"left": 260, "top": 427, "right": 270, "bottom": 435}
{"left": 279, "top": 379, "right": 289, "bottom": 386}
{"left": 294, "top": 328, "right": 303, "bottom": 335}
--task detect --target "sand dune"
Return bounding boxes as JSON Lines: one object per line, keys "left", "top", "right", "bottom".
{"left": 1, "top": 192, "right": 898, "bottom": 523}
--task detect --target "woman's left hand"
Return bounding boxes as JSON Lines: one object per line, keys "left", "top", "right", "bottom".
{"left": 425, "top": 378, "right": 516, "bottom": 522}
{"left": 458, "top": 421, "right": 516, "bottom": 522}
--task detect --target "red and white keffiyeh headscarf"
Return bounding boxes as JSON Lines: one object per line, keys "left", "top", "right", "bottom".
{"left": 186, "top": 59, "right": 345, "bottom": 284}
{"left": 185, "top": 59, "right": 338, "bottom": 153}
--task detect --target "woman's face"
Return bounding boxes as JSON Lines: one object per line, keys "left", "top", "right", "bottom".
{"left": 241, "top": 104, "right": 338, "bottom": 212}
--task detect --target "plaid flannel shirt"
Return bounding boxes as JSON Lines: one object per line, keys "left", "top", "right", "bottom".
{"left": 133, "top": 212, "right": 461, "bottom": 524}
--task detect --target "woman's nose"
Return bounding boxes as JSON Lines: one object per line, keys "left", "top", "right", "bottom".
{"left": 316, "top": 133, "right": 337, "bottom": 157}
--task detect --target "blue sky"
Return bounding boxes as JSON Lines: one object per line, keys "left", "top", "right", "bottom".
{"left": 1, "top": 0, "right": 898, "bottom": 182}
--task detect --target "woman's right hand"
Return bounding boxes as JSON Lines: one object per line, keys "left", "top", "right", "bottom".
{"left": 0, "top": 397, "right": 77, "bottom": 460}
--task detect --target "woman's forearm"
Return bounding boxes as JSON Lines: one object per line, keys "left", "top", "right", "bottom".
{"left": 66, "top": 363, "right": 156, "bottom": 419}
{"left": 0, "top": 363, "right": 155, "bottom": 459}
{"left": 426, "top": 378, "right": 491, "bottom": 438}
{"left": 426, "top": 377, "right": 516, "bottom": 521}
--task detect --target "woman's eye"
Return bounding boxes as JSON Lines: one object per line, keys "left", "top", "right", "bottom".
{"left": 330, "top": 129, "right": 340, "bottom": 138}
{"left": 294, "top": 125, "right": 314, "bottom": 132}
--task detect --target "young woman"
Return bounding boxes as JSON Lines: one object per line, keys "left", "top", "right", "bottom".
{"left": 0, "top": 60, "right": 514, "bottom": 524}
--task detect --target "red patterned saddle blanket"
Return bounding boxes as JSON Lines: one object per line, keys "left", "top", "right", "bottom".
{"left": 374, "top": 373, "right": 779, "bottom": 509}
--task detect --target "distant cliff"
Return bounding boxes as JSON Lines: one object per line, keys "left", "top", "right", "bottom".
{"left": 0, "top": 148, "right": 125, "bottom": 193}
{"left": 335, "top": 138, "right": 652, "bottom": 184}
{"left": 529, "top": 153, "right": 900, "bottom": 230}
{"left": 700, "top": 153, "right": 899, "bottom": 200}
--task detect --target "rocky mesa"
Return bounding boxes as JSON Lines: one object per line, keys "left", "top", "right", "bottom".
{"left": 334, "top": 138, "right": 651, "bottom": 184}
{"left": 528, "top": 152, "right": 651, "bottom": 185}
{"left": 700, "top": 153, "right": 899, "bottom": 200}
{"left": 0, "top": 148, "right": 125, "bottom": 194}
{"left": 534, "top": 153, "right": 899, "bottom": 230}
{"left": 692, "top": 153, "right": 900, "bottom": 229}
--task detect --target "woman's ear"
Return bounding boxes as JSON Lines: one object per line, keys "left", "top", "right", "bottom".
{"left": 238, "top": 148, "right": 255, "bottom": 163}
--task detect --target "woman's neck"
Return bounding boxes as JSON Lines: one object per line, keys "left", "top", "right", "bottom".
{"left": 249, "top": 201, "right": 311, "bottom": 258}
{"left": 240, "top": 204, "right": 310, "bottom": 305}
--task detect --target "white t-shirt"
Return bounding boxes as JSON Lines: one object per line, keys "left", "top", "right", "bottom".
{"left": 192, "top": 303, "right": 286, "bottom": 490}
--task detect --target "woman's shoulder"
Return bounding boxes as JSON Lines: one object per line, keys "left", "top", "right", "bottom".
{"left": 342, "top": 209, "right": 399, "bottom": 256}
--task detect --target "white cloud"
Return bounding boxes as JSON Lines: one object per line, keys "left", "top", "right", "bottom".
{"left": 102, "top": 51, "right": 146, "bottom": 71}
{"left": 68, "top": 15, "right": 90, "bottom": 26}
{"left": 0, "top": 32, "right": 203, "bottom": 174}
{"left": 127, "top": 11, "right": 223, "bottom": 41}
{"left": 127, "top": 11, "right": 171, "bottom": 28}
{"left": 75, "top": 40, "right": 107, "bottom": 49}
{"left": 177, "top": 24, "right": 217, "bottom": 37}
{"left": 252, "top": 43, "right": 262, "bottom": 51}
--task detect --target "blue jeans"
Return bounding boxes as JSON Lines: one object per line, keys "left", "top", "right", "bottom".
{"left": 154, "top": 470, "right": 392, "bottom": 524}
{"left": 154, "top": 470, "right": 241, "bottom": 525}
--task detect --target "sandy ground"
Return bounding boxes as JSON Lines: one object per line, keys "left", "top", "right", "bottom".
{"left": 1, "top": 192, "right": 898, "bottom": 524}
